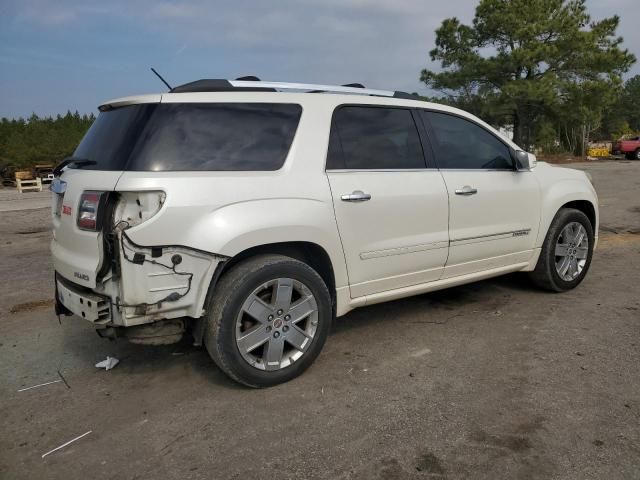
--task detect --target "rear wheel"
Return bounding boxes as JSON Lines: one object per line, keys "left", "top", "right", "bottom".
{"left": 635, "top": 149, "right": 640, "bottom": 160}
{"left": 204, "top": 254, "right": 332, "bottom": 387}
{"left": 529, "top": 208, "right": 594, "bottom": 292}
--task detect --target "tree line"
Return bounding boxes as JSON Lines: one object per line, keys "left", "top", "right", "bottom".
{"left": 421, "top": 0, "right": 639, "bottom": 155}
{"left": 0, "top": 111, "right": 95, "bottom": 169}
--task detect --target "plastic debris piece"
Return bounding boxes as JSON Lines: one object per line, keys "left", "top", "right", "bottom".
{"left": 18, "top": 379, "right": 62, "bottom": 392}
{"left": 95, "top": 356, "right": 119, "bottom": 370}
{"left": 42, "top": 430, "right": 92, "bottom": 458}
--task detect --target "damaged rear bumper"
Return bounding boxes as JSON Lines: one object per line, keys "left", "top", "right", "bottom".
{"left": 53, "top": 232, "right": 225, "bottom": 328}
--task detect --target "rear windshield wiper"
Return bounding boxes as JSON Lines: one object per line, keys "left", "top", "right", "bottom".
{"left": 53, "top": 157, "right": 97, "bottom": 176}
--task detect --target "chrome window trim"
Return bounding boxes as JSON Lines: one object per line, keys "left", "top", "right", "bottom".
{"left": 438, "top": 168, "right": 519, "bottom": 172}
{"left": 326, "top": 168, "right": 528, "bottom": 173}
{"left": 326, "top": 168, "right": 437, "bottom": 173}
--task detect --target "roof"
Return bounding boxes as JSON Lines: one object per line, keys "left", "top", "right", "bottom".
{"left": 167, "top": 78, "right": 420, "bottom": 100}
{"left": 97, "top": 79, "right": 420, "bottom": 112}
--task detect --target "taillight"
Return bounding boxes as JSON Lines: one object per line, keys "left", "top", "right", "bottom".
{"left": 77, "top": 191, "right": 107, "bottom": 231}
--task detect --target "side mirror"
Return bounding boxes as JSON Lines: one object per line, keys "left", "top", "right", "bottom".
{"left": 513, "top": 150, "right": 536, "bottom": 171}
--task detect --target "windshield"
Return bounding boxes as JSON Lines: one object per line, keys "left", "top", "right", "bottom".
{"left": 72, "top": 103, "right": 302, "bottom": 171}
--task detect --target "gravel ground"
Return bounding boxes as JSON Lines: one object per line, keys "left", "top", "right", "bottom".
{"left": 0, "top": 161, "right": 639, "bottom": 480}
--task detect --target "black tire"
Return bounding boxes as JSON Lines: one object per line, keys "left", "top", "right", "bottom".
{"left": 529, "top": 208, "right": 594, "bottom": 292}
{"left": 635, "top": 149, "right": 640, "bottom": 161}
{"left": 204, "top": 254, "right": 332, "bottom": 388}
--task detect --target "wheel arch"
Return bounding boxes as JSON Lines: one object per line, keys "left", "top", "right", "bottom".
{"left": 215, "top": 241, "right": 337, "bottom": 304}
{"left": 193, "top": 240, "right": 340, "bottom": 346}
{"left": 536, "top": 177, "right": 599, "bottom": 248}
{"left": 537, "top": 197, "right": 598, "bottom": 248}
{"left": 561, "top": 200, "right": 596, "bottom": 231}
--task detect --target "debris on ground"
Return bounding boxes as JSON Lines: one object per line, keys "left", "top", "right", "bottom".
{"left": 41, "top": 430, "right": 92, "bottom": 459}
{"left": 95, "top": 357, "right": 119, "bottom": 371}
{"left": 9, "top": 298, "right": 54, "bottom": 314}
{"left": 57, "top": 370, "right": 71, "bottom": 389}
{"left": 17, "top": 379, "right": 62, "bottom": 392}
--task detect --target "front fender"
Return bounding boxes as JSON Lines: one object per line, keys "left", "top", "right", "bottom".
{"left": 537, "top": 178, "right": 599, "bottom": 247}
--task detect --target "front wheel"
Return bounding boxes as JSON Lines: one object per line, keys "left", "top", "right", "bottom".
{"left": 204, "top": 254, "right": 332, "bottom": 387}
{"left": 529, "top": 208, "right": 594, "bottom": 292}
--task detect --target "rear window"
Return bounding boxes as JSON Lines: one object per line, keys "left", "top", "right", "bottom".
{"left": 73, "top": 103, "right": 302, "bottom": 171}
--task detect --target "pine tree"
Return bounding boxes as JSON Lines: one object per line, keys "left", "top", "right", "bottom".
{"left": 421, "top": 0, "right": 635, "bottom": 151}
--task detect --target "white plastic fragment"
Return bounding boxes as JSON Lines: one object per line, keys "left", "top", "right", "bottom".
{"left": 95, "top": 356, "right": 119, "bottom": 370}
{"left": 18, "top": 379, "right": 62, "bottom": 392}
{"left": 42, "top": 430, "right": 92, "bottom": 458}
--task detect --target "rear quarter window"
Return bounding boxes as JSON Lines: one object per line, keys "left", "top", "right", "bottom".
{"left": 128, "top": 103, "right": 302, "bottom": 171}
{"left": 73, "top": 104, "right": 155, "bottom": 170}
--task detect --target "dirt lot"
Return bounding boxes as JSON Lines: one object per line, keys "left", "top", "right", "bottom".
{"left": 1, "top": 161, "right": 639, "bottom": 480}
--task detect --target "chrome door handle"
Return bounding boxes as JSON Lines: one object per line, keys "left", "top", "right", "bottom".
{"left": 454, "top": 186, "right": 478, "bottom": 196}
{"left": 341, "top": 190, "right": 372, "bottom": 202}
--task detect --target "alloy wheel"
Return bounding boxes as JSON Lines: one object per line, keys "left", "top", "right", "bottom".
{"left": 235, "top": 278, "right": 319, "bottom": 371}
{"left": 554, "top": 221, "right": 589, "bottom": 281}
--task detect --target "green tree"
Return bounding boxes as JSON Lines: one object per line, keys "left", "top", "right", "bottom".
{"left": 595, "top": 75, "right": 640, "bottom": 140}
{"left": 0, "top": 111, "right": 95, "bottom": 168}
{"left": 619, "top": 75, "right": 640, "bottom": 132}
{"left": 421, "top": 0, "right": 635, "bottom": 151}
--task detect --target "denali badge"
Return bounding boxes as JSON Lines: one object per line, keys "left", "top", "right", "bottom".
{"left": 74, "top": 272, "right": 90, "bottom": 282}
{"left": 512, "top": 229, "right": 530, "bottom": 237}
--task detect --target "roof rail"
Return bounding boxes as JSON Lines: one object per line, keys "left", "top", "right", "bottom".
{"left": 228, "top": 80, "right": 395, "bottom": 97}
{"left": 171, "top": 79, "right": 275, "bottom": 93}
{"left": 169, "top": 78, "right": 422, "bottom": 100}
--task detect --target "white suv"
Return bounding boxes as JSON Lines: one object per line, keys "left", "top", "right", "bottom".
{"left": 51, "top": 79, "right": 598, "bottom": 387}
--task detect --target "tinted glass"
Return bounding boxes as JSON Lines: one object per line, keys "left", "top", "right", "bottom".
{"left": 73, "top": 104, "right": 155, "bottom": 170}
{"left": 423, "top": 111, "right": 513, "bottom": 169}
{"left": 128, "top": 103, "right": 301, "bottom": 171}
{"left": 328, "top": 107, "right": 425, "bottom": 169}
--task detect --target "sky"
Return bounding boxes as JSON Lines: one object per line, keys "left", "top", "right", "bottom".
{"left": 0, "top": 0, "right": 638, "bottom": 119}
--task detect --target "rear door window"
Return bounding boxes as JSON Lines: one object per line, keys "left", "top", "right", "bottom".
{"left": 128, "top": 103, "right": 301, "bottom": 171}
{"left": 327, "top": 106, "right": 426, "bottom": 170}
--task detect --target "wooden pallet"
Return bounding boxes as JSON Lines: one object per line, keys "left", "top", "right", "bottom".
{"left": 17, "top": 177, "right": 42, "bottom": 193}
{"left": 15, "top": 170, "right": 33, "bottom": 180}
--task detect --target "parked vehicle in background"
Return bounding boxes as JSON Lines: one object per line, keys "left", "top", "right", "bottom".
{"left": 612, "top": 136, "right": 640, "bottom": 159}
{"left": 50, "top": 78, "right": 599, "bottom": 387}
{"left": 34, "top": 164, "right": 54, "bottom": 184}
